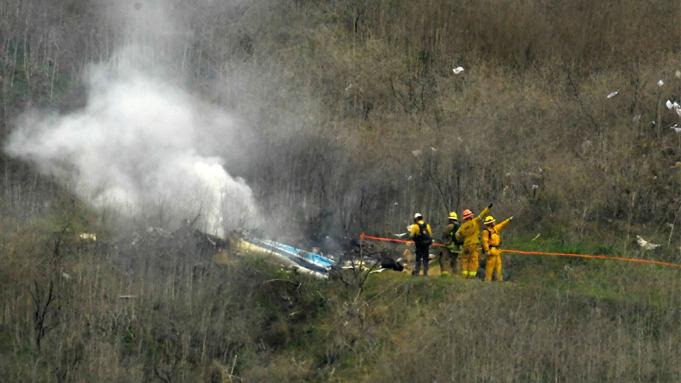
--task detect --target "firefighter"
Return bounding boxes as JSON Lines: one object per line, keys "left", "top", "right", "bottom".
{"left": 409, "top": 213, "right": 433, "bottom": 276}
{"left": 439, "top": 211, "right": 462, "bottom": 275}
{"left": 482, "top": 215, "right": 513, "bottom": 282}
{"left": 455, "top": 204, "right": 492, "bottom": 278}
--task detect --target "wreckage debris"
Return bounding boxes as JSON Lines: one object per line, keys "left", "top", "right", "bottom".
{"left": 233, "top": 235, "right": 336, "bottom": 278}
{"left": 636, "top": 235, "right": 660, "bottom": 251}
{"left": 79, "top": 233, "right": 97, "bottom": 241}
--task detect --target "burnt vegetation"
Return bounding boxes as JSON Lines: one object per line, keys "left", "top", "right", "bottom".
{"left": 1, "top": 0, "right": 681, "bottom": 382}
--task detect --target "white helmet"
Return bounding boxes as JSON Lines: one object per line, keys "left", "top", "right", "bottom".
{"left": 414, "top": 213, "right": 423, "bottom": 219}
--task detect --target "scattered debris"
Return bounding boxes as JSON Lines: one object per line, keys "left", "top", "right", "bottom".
{"left": 394, "top": 232, "right": 408, "bottom": 239}
{"left": 531, "top": 233, "right": 541, "bottom": 241}
{"left": 393, "top": 201, "right": 399, "bottom": 206}
{"left": 79, "top": 233, "right": 97, "bottom": 241}
{"left": 457, "top": 136, "right": 464, "bottom": 143}
{"left": 531, "top": 184, "right": 539, "bottom": 191}
{"left": 407, "top": 175, "right": 413, "bottom": 181}
{"left": 676, "top": 70, "right": 681, "bottom": 79}
{"left": 411, "top": 149, "right": 422, "bottom": 157}
{"left": 234, "top": 235, "right": 336, "bottom": 278}
{"left": 666, "top": 100, "right": 681, "bottom": 117}
{"left": 452, "top": 66, "right": 464, "bottom": 74}
{"left": 430, "top": 146, "right": 437, "bottom": 152}
{"left": 670, "top": 124, "right": 681, "bottom": 133}
{"left": 61, "top": 272, "right": 71, "bottom": 280}
{"left": 606, "top": 91, "right": 619, "bottom": 99}
{"left": 379, "top": 256, "right": 404, "bottom": 271}
{"left": 344, "top": 83, "right": 353, "bottom": 92}
{"left": 658, "top": 79, "right": 665, "bottom": 87}
{"left": 673, "top": 161, "right": 681, "bottom": 168}
{"left": 632, "top": 114, "right": 641, "bottom": 123}
{"left": 636, "top": 235, "right": 660, "bottom": 251}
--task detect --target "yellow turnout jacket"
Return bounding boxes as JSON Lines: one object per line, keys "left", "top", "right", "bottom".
{"left": 455, "top": 207, "right": 491, "bottom": 247}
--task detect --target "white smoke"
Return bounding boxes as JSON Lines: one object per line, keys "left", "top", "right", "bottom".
{"left": 5, "top": 47, "right": 259, "bottom": 238}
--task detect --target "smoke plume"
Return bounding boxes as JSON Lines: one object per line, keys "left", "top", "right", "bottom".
{"left": 4, "top": 1, "right": 259, "bottom": 237}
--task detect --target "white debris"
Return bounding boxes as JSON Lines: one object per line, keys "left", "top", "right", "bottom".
{"left": 636, "top": 235, "right": 660, "bottom": 251}
{"left": 411, "top": 149, "right": 422, "bottom": 157}
{"left": 344, "top": 83, "right": 353, "bottom": 92}
{"left": 457, "top": 136, "right": 464, "bottom": 143}
{"left": 430, "top": 146, "right": 437, "bottom": 152}
{"left": 452, "top": 66, "right": 464, "bottom": 74}
{"left": 531, "top": 184, "right": 539, "bottom": 190}
{"left": 665, "top": 100, "right": 681, "bottom": 116}
{"left": 632, "top": 114, "right": 641, "bottom": 123}
{"left": 78, "top": 233, "right": 97, "bottom": 241}
{"left": 61, "top": 272, "right": 71, "bottom": 280}
{"left": 407, "top": 175, "right": 413, "bottom": 181}
{"left": 671, "top": 124, "right": 681, "bottom": 133}
{"left": 394, "top": 233, "right": 408, "bottom": 239}
{"left": 606, "top": 91, "right": 619, "bottom": 99}
{"left": 393, "top": 201, "right": 399, "bottom": 206}
{"left": 676, "top": 70, "right": 681, "bottom": 79}
{"left": 658, "top": 79, "right": 665, "bottom": 87}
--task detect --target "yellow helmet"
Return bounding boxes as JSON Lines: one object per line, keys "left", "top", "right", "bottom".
{"left": 448, "top": 211, "right": 458, "bottom": 220}
{"left": 484, "top": 216, "right": 496, "bottom": 225}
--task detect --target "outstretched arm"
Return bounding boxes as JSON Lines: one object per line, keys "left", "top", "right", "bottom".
{"left": 496, "top": 216, "right": 513, "bottom": 232}
{"left": 475, "top": 204, "right": 492, "bottom": 222}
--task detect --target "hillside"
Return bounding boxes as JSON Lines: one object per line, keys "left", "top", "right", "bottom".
{"left": 1, "top": 0, "right": 681, "bottom": 382}
{"left": 1, "top": 209, "right": 680, "bottom": 381}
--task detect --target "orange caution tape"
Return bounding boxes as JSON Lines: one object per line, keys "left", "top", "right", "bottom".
{"left": 360, "top": 233, "right": 681, "bottom": 270}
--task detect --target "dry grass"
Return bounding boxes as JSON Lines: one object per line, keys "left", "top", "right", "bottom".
{"left": 2, "top": 1, "right": 681, "bottom": 381}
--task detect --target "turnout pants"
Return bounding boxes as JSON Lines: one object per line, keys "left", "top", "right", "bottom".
{"left": 413, "top": 246, "right": 430, "bottom": 276}
{"left": 439, "top": 246, "right": 459, "bottom": 274}
{"left": 485, "top": 248, "right": 503, "bottom": 281}
{"left": 461, "top": 245, "right": 480, "bottom": 278}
